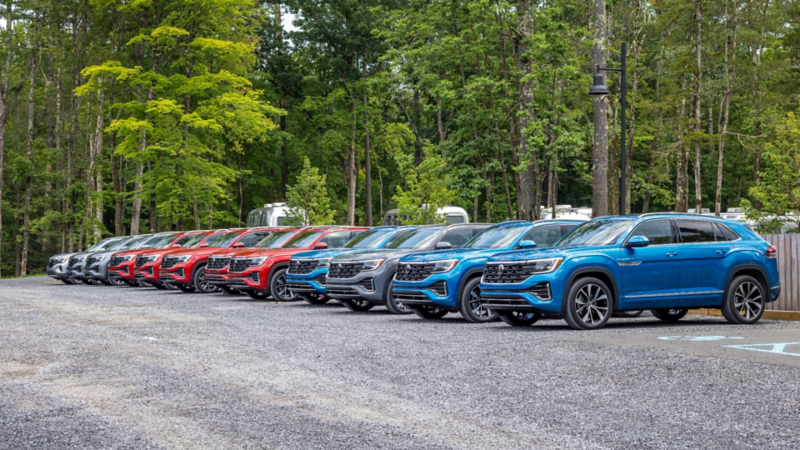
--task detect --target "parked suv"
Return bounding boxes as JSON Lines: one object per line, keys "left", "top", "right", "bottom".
{"left": 84, "top": 236, "right": 146, "bottom": 285}
{"left": 134, "top": 230, "right": 219, "bottom": 290}
{"left": 205, "top": 228, "right": 305, "bottom": 293}
{"left": 108, "top": 232, "right": 185, "bottom": 286}
{"left": 480, "top": 214, "right": 781, "bottom": 329}
{"left": 48, "top": 236, "right": 123, "bottom": 284}
{"left": 63, "top": 237, "right": 127, "bottom": 284}
{"left": 158, "top": 227, "right": 278, "bottom": 293}
{"left": 285, "top": 226, "right": 417, "bottom": 304}
{"left": 326, "top": 223, "right": 491, "bottom": 313}
{"left": 226, "top": 227, "right": 370, "bottom": 300}
{"left": 392, "top": 220, "right": 583, "bottom": 322}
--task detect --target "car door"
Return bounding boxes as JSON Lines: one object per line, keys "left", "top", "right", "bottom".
{"left": 617, "top": 219, "right": 683, "bottom": 309}
{"left": 675, "top": 219, "right": 732, "bottom": 307}
{"left": 519, "top": 225, "right": 563, "bottom": 248}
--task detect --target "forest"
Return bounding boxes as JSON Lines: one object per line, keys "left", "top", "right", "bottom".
{"left": 1, "top": 0, "right": 799, "bottom": 277}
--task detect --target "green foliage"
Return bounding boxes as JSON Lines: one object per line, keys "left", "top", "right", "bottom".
{"left": 392, "top": 149, "right": 456, "bottom": 225}
{"left": 285, "top": 157, "right": 335, "bottom": 226}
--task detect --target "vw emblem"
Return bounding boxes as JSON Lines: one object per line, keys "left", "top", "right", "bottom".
{"left": 497, "top": 264, "right": 504, "bottom": 274}
{"left": 405, "top": 264, "right": 411, "bottom": 273}
{"left": 338, "top": 263, "right": 343, "bottom": 269}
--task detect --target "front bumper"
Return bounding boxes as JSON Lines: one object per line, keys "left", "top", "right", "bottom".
{"left": 109, "top": 261, "right": 137, "bottom": 281}
{"left": 226, "top": 272, "right": 263, "bottom": 290}
{"left": 134, "top": 265, "right": 160, "bottom": 283}
{"left": 285, "top": 268, "right": 328, "bottom": 295}
{"left": 205, "top": 269, "right": 229, "bottom": 286}
{"left": 47, "top": 262, "right": 70, "bottom": 280}
{"left": 325, "top": 269, "right": 388, "bottom": 304}
{"left": 480, "top": 273, "right": 561, "bottom": 314}
{"left": 159, "top": 267, "right": 190, "bottom": 284}
{"left": 85, "top": 261, "right": 111, "bottom": 281}
{"left": 66, "top": 263, "right": 88, "bottom": 280}
{"left": 391, "top": 273, "right": 457, "bottom": 308}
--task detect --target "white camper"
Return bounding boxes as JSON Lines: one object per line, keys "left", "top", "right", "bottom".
{"left": 246, "top": 203, "right": 297, "bottom": 227}
{"left": 383, "top": 205, "right": 470, "bottom": 225}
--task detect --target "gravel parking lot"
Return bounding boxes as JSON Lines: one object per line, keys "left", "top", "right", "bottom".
{"left": 1, "top": 276, "right": 799, "bottom": 449}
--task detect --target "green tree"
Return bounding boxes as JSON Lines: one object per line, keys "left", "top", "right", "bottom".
{"left": 286, "top": 157, "right": 335, "bottom": 225}
{"left": 392, "top": 149, "right": 455, "bottom": 225}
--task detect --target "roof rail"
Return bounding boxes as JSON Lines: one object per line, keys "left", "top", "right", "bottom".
{"left": 638, "top": 212, "right": 717, "bottom": 218}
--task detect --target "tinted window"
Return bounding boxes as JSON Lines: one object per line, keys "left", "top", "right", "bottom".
{"left": 255, "top": 231, "right": 295, "bottom": 248}
{"left": 282, "top": 231, "right": 323, "bottom": 249}
{"left": 521, "top": 226, "right": 563, "bottom": 247}
{"left": 446, "top": 215, "right": 466, "bottom": 224}
{"left": 678, "top": 220, "right": 716, "bottom": 243}
{"left": 630, "top": 220, "right": 674, "bottom": 245}
{"left": 715, "top": 223, "right": 739, "bottom": 241}
{"left": 387, "top": 227, "right": 445, "bottom": 249}
{"left": 236, "top": 232, "right": 270, "bottom": 247}
{"left": 556, "top": 220, "right": 634, "bottom": 247}
{"left": 319, "top": 231, "right": 355, "bottom": 249}
{"left": 463, "top": 226, "right": 528, "bottom": 249}
{"left": 180, "top": 233, "right": 212, "bottom": 248}
{"left": 344, "top": 229, "right": 395, "bottom": 249}
{"left": 152, "top": 233, "right": 184, "bottom": 249}
{"left": 439, "top": 229, "right": 474, "bottom": 248}
{"left": 117, "top": 236, "right": 147, "bottom": 250}
{"left": 205, "top": 232, "right": 240, "bottom": 248}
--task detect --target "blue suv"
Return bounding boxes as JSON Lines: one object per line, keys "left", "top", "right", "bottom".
{"left": 392, "top": 220, "right": 583, "bottom": 322}
{"left": 480, "top": 214, "right": 780, "bottom": 330}
{"left": 285, "top": 226, "right": 417, "bottom": 304}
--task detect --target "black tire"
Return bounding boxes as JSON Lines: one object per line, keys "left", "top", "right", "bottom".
{"left": 152, "top": 282, "right": 168, "bottom": 290}
{"left": 164, "top": 282, "right": 178, "bottom": 290}
{"left": 176, "top": 283, "right": 195, "bottom": 293}
{"left": 498, "top": 311, "right": 541, "bottom": 326}
{"left": 563, "top": 277, "right": 613, "bottom": 330}
{"left": 342, "top": 299, "right": 374, "bottom": 312}
{"left": 614, "top": 309, "right": 644, "bottom": 318}
{"left": 246, "top": 290, "right": 269, "bottom": 300}
{"left": 269, "top": 268, "right": 297, "bottom": 302}
{"left": 69, "top": 275, "right": 85, "bottom": 284}
{"left": 301, "top": 294, "right": 329, "bottom": 305}
{"left": 123, "top": 279, "right": 139, "bottom": 287}
{"left": 139, "top": 280, "right": 153, "bottom": 288}
{"left": 385, "top": 274, "right": 413, "bottom": 314}
{"left": 721, "top": 275, "right": 766, "bottom": 325}
{"left": 220, "top": 286, "right": 239, "bottom": 295}
{"left": 650, "top": 308, "right": 689, "bottom": 322}
{"left": 412, "top": 305, "right": 448, "bottom": 320}
{"left": 108, "top": 277, "right": 126, "bottom": 286}
{"left": 458, "top": 277, "right": 498, "bottom": 323}
{"left": 61, "top": 278, "right": 74, "bottom": 285}
{"left": 192, "top": 265, "right": 218, "bottom": 294}
{"left": 89, "top": 278, "right": 105, "bottom": 286}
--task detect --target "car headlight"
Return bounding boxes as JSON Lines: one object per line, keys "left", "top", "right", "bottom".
{"left": 431, "top": 259, "right": 458, "bottom": 273}
{"left": 172, "top": 255, "right": 192, "bottom": 263}
{"left": 51, "top": 257, "right": 65, "bottom": 264}
{"left": 118, "top": 255, "right": 134, "bottom": 262}
{"left": 141, "top": 255, "right": 160, "bottom": 263}
{"left": 525, "top": 258, "right": 563, "bottom": 273}
{"left": 96, "top": 255, "right": 108, "bottom": 261}
{"left": 75, "top": 255, "right": 86, "bottom": 262}
{"left": 361, "top": 259, "right": 384, "bottom": 271}
{"left": 249, "top": 256, "right": 270, "bottom": 265}
{"left": 317, "top": 258, "right": 332, "bottom": 267}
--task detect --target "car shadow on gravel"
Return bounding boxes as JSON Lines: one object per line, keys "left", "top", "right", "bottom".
{"left": 486, "top": 317, "right": 738, "bottom": 332}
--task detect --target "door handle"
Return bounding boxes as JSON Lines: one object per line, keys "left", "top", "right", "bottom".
{"left": 716, "top": 250, "right": 727, "bottom": 255}
{"left": 666, "top": 252, "right": 678, "bottom": 257}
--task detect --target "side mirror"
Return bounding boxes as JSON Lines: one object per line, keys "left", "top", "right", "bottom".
{"left": 625, "top": 235, "right": 650, "bottom": 248}
{"left": 435, "top": 241, "right": 452, "bottom": 250}
{"left": 199, "top": 243, "right": 209, "bottom": 248}
{"left": 313, "top": 242, "right": 328, "bottom": 250}
{"left": 170, "top": 244, "right": 182, "bottom": 248}
{"left": 518, "top": 240, "right": 537, "bottom": 249}
{"left": 232, "top": 242, "right": 245, "bottom": 248}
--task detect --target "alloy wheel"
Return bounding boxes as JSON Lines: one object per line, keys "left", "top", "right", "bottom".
{"left": 734, "top": 281, "right": 764, "bottom": 320}
{"left": 467, "top": 284, "right": 492, "bottom": 319}
{"left": 574, "top": 283, "right": 609, "bottom": 325}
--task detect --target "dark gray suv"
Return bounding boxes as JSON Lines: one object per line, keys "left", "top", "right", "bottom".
{"left": 325, "top": 224, "right": 490, "bottom": 313}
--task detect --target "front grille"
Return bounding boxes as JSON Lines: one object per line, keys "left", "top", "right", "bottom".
{"left": 327, "top": 262, "right": 364, "bottom": 279}
{"left": 392, "top": 291, "right": 432, "bottom": 304}
{"left": 86, "top": 256, "right": 99, "bottom": 267}
{"left": 395, "top": 263, "right": 435, "bottom": 282}
{"left": 159, "top": 269, "right": 184, "bottom": 281}
{"left": 135, "top": 256, "right": 149, "bottom": 268}
{"left": 430, "top": 281, "right": 447, "bottom": 296}
{"left": 139, "top": 267, "right": 154, "bottom": 276}
{"left": 227, "top": 278, "right": 251, "bottom": 288}
{"left": 206, "top": 274, "right": 226, "bottom": 284}
{"left": 359, "top": 278, "right": 375, "bottom": 292}
{"left": 326, "top": 286, "right": 358, "bottom": 296}
{"left": 483, "top": 262, "right": 539, "bottom": 284}
{"left": 286, "top": 282, "right": 316, "bottom": 292}
{"left": 313, "top": 274, "right": 327, "bottom": 286}
{"left": 110, "top": 256, "right": 127, "bottom": 267}
{"left": 207, "top": 257, "right": 230, "bottom": 271}
{"left": 69, "top": 256, "right": 81, "bottom": 266}
{"left": 161, "top": 257, "right": 180, "bottom": 270}
{"left": 112, "top": 266, "right": 129, "bottom": 276}
{"left": 288, "top": 259, "right": 318, "bottom": 275}
{"left": 48, "top": 259, "right": 59, "bottom": 268}
{"left": 481, "top": 297, "right": 533, "bottom": 309}
{"left": 229, "top": 259, "right": 253, "bottom": 273}
{"left": 528, "top": 282, "right": 551, "bottom": 300}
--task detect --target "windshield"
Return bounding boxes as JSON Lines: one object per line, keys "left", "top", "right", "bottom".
{"left": 462, "top": 226, "right": 527, "bottom": 249}
{"left": 152, "top": 233, "right": 183, "bottom": 249}
{"left": 255, "top": 231, "right": 296, "bottom": 248}
{"left": 556, "top": 220, "right": 633, "bottom": 247}
{"left": 178, "top": 233, "right": 211, "bottom": 248}
{"left": 206, "top": 232, "right": 241, "bottom": 248}
{"left": 387, "top": 227, "right": 445, "bottom": 249}
{"left": 344, "top": 229, "right": 395, "bottom": 249}
{"left": 282, "top": 231, "right": 323, "bottom": 249}
{"left": 85, "top": 238, "right": 116, "bottom": 252}
{"left": 105, "top": 238, "right": 134, "bottom": 251}
{"left": 117, "top": 236, "right": 147, "bottom": 250}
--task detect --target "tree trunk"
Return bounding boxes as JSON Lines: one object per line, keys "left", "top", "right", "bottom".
{"left": 0, "top": 1, "right": 14, "bottom": 277}
{"left": 21, "top": 25, "right": 39, "bottom": 276}
{"left": 675, "top": 74, "right": 689, "bottom": 212}
{"left": 516, "top": 1, "right": 539, "bottom": 221}
{"left": 591, "top": 0, "right": 609, "bottom": 218}
{"left": 364, "top": 88, "right": 372, "bottom": 226}
{"left": 716, "top": 0, "right": 737, "bottom": 216}
{"left": 346, "top": 95, "right": 357, "bottom": 225}
{"left": 93, "top": 79, "right": 106, "bottom": 240}
{"left": 693, "top": 0, "right": 703, "bottom": 213}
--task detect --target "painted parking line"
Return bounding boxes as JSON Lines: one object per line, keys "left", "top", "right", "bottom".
{"left": 722, "top": 342, "right": 800, "bottom": 357}
{"left": 658, "top": 335, "right": 745, "bottom": 341}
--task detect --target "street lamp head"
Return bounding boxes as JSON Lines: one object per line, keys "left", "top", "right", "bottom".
{"left": 588, "top": 71, "right": 609, "bottom": 96}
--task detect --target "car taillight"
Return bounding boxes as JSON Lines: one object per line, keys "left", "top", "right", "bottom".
{"left": 765, "top": 245, "right": 777, "bottom": 258}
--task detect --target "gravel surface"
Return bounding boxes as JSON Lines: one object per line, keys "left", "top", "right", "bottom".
{"left": 1, "top": 276, "right": 799, "bottom": 449}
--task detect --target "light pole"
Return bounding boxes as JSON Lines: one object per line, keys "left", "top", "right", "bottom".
{"left": 589, "top": 42, "right": 626, "bottom": 216}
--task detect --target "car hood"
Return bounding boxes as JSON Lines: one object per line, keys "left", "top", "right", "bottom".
{"left": 111, "top": 248, "right": 156, "bottom": 258}
{"left": 228, "top": 248, "right": 306, "bottom": 259}
{"left": 50, "top": 252, "right": 76, "bottom": 261}
{"left": 399, "top": 247, "right": 503, "bottom": 263}
{"left": 292, "top": 248, "right": 367, "bottom": 260}
{"left": 156, "top": 247, "right": 231, "bottom": 258}
{"left": 487, "top": 245, "right": 614, "bottom": 262}
{"left": 87, "top": 250, "right": 120, "bottom": 259}
{"left": 331, "top": 248, "right": 433, "bottom": 262}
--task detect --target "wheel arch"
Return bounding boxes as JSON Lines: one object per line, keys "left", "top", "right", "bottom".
{"left": 562, "top": 266, "right": 620, "bottom": 310}
{"left": 267, "top": 262, "right": 290, "bottom": 291}
{"left": 457, "top": 267, "right": 485, "bottom": 298}
{"left": 724, "top": 264, "right": 771, "bottom": 301}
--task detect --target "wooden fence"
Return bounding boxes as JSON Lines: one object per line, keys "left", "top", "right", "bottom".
{"left": 761, "top": 234, "right": 800, "bottom": 311}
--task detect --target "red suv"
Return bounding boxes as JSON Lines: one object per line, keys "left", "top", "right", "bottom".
{"left": 205, "top": 227, "right": 306, "bottom": 294}
{"left": 133, "top": 230, "right": 220, "bottom": 289}
{"left": 226, "top": 227, "right": 369, "bottom": 300}
{"left": 158, "top": 227, "right": 280, "bottom": 293}
{"left": 109, "top": 232, "right": 186, "bottom": 287}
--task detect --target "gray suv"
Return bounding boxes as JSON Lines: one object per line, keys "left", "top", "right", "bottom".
{"left": 84, "top": 235, "right": 148, "bottom": 285}
{"left": 326, "top": 224, "right": 490, "bottom": 313}
{"left": 56, "top": 237, "right": 126, "bottom": 284}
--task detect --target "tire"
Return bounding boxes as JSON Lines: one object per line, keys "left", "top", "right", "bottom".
{"left": 69, "top": 275, "right": 85, "bottom": 284}
{"left": 301, "top": 294, "right": 329, "bottom": 305}
{"left": 139, "top": 280, "right": 153, "bottom": 288}
{"left": 192, "top": 265, "right": 218, "bottom": 294}
{"left": 108, "top": 277, "right": 126, "bottom": 287}
{"left": 650, "top": 308, "right": 689, "bottom": 322}
{"left": 563, "top": 277, "right": 613, "bottom": 330}
{"left": 458, "top": 277, "right": 498, "bottom": 323}
{"left": 385, "top": 274, "right": 413, "bottom": 314}
{"left": 269, "top": 268, "right": 297, "bottom": 302}
{"left": 220, "top": 286, "right": 239, "bottom": 295}
{"left": 89, "top": 278, "right": 105, "bottom": 286}
{"left": 246, "top": 290, "right": 269, "bottom": 300}
{"left": 614, "top": 310, "right": 644, "bottom": 318}
{"left": 721, "top": 275, "right": 766, "bottom": 325}
{"left": 498, "top": 311, "right": 541, "bottom": 326}
{"left": 61, "top": 278, "right": 74, "bottom": 285}
{"left": 123, "top": 279, "right": 139, "bottom": 287}
{"left": 152, "top": 282, "right": 167, "bottom": 290}
{"left": 342, "top": 299, "right": 374, "bottom": 312}
{"left": 412, "top": 305, "right": 448, "bottom": 320}
{"left": 176, "top": 284, "right": 195, "bottom": 293}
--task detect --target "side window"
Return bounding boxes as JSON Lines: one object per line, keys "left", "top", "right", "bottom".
{"left": 629, "top": 220, "right": 674, "bottom": 245}
{"left": 174, "top": 235, "right": 193, "bottom": 246}
{"left": 319, "top": 231, "right": 353, "bottom": 248}
{"left": 561, "top": 224, "right": 579, "bottom": 236}
{"left": 715, "top": 223, "right": 739, "bottom": 241}
{"left": 521, "top": 226, "right": 562, "bottom": 248}
{"left": 238, "top": 232, "right": 269, "bottom": 247}
{"left": 440, "top": 229, "right": 474, "bottom": 248}
{"left": 677, "top": 220, "right": 716, "bottom": 243}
